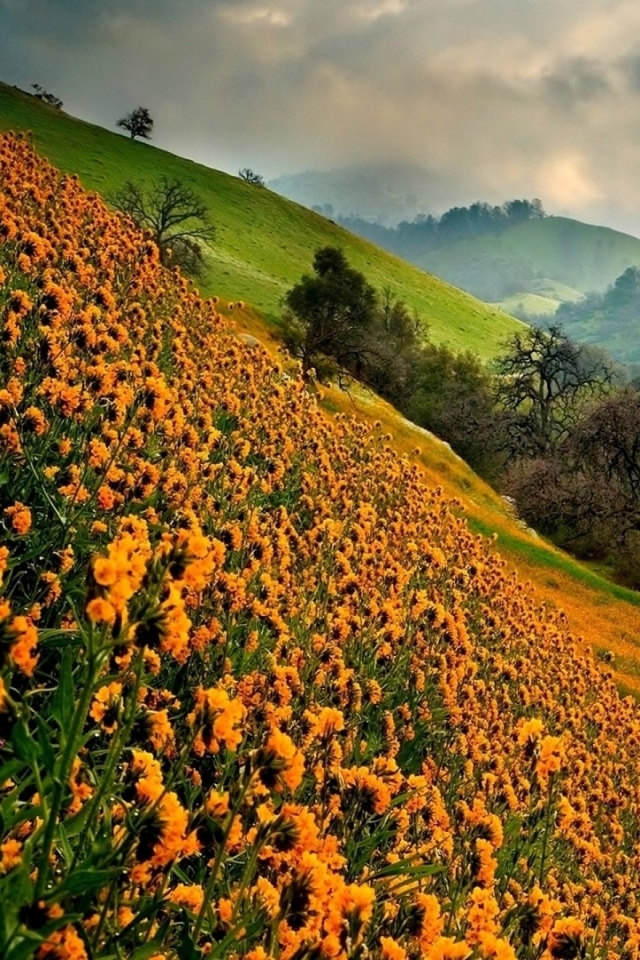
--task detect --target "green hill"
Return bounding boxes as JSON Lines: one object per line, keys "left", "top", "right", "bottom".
{"left": 416, "top": 216, "right": 640, "bottom": 303}
{"left": 0, "top": 81, "right": 521, "bottom": 360}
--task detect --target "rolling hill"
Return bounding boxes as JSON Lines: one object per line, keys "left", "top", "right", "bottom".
{"left": 5, "top": 131, "right": 640, "bottom": 959}
{"left": 330, "top": 204, "right": 640, "bottom": 361}
{"left": 0, "top": 81, "right": 521, "bottom": 361}
{"left": 416, "top": 215, "right": 640, "bottom": 304}
{"left": 3, "top": 80, "right": 640, "bottom": 701}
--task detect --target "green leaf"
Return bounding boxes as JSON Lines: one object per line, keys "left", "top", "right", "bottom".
{"left": 55, "top": 823, "right": 74, "bottom": 868}
{"left": 176, "top": 934, "right": 202, "bottom": 960}
{"left": 132, "top": 943, "right": 171, "bottom": 960}
{"left": 0, "top": 863, "right": 34, "bottom": 926}
{"left": 38, "top": 632, "right": 82, "bottom": 650}
{"left": 0, "top": 758, "right": 23, "bottom": 787}
{"left": 6, "top": 931, "right": 46, "bottom": 960}
{"left": 51, "top": 647, "right": 74, "bottom": 730}
{"left": 60, "top": 800, "right": 94, "bottom": 839}
{"left": 55, "top": 866, "right": 123, "bottom": 897}
{"left": 35, "top": 715, "right": 57, "bottom": 775}
{"left": 11, "top": 720, "right": 39, "bottom": 762}
{"left": 369, "top": 860, "right": 446, "bottom": 881}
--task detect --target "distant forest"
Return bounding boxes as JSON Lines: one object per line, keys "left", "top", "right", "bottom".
{"left": 334, "top": 198, "right": 546, "bottom": 260}
{"left": 540, "top": 266, "right": 640, "bottom": 366}
{"left": 557, "top": 266, "right": 640, "bottom": 338}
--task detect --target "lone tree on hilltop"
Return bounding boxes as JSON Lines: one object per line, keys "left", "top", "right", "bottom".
{"left": 111, "top": 176, "right": 215, "bottom": 276}
{"left": 238, "top": 168, "right": 264, "bottom": 186}
{"left": 117, "top": 107, "right": 154, "bottom": 141}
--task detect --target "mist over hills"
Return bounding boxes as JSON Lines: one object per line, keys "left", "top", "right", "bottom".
{"left": 268, "top": 163, "right": 459, "bottom": 226}
{"left": 270, "top": 165, "right": 640, "bottom": 363}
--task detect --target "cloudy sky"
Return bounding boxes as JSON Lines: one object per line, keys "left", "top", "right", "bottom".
{"left": 3, "top": 0, "right": 640, "bottom": 231}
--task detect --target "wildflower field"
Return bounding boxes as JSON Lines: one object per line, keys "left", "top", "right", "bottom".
{"left": 3, "top": 132, "right": 640, "bottom": 960}
{"left": 0, "top": 80, "right": 521, "bottom": 358}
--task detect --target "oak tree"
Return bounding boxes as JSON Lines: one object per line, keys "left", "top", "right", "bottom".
{"left": 112, "top": 176, "right": 215, "bottom": 275}
{"left": 117, "top": 107, "right": 154, "bottom": 141}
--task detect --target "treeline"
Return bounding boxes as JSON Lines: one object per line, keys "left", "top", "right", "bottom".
{"left": 280, "top": 247, "right": 500, "bottom": 478}
{"left": 553, "top": 265, "right": 640, "bottom": 363}
{"left": 337, "top": 198, "right": 546, "bottom": 260}
{"left": 283, "top": 248, "right": 640, "bottom": 586}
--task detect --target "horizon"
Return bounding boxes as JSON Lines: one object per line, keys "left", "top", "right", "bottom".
{"left": 3, "top": 1, "right": 640, "bottom": 236}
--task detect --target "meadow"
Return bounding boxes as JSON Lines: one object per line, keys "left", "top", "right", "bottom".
{"left": 0, "top": 82, "right": 522, "bottom": 360}
{"left": 3, "top": 81, "right": 636, "bottom": 689}
{"left": 4, "top": 130, "right": 640, "bottom": 960}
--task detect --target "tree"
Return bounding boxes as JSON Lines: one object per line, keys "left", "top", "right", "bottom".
{"left": 116, "top": 107, "right": 154, "bottom": 141}
{"left": 362, "top": 290, "right": 423, "bottom": 405}
{"left": 494, "top": 324, "right": 613, "bottom": 460}
{"left": 31, "top": 84, "right": 63, "bottom": 110}
{"left": 238, "top": 168, "right": 264, "bottom": 186}
{"left": 282, "top": 247, "right": 380, "bottom": 380}
{"left": 504, "top": 388, "right": 640, "bottom": 585}
{"left": 111, "top": 177, "right": 215, "bottom": 275}
{"left": 406, "top": 343, "right": 504, "bottom": 479}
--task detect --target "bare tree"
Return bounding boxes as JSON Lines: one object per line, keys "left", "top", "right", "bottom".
{"left": 505, "top": 388, "right": 640, "bottom": 585}
{"left": 238, "top": 168, "right": 265, "bottom": 186}
{"left": 116, "top": 107, "right": 154, "bottom": 141}
{"left": 494, "top": 325, "right": 613, "bottom": 460}
{"left": 111, "top": 177, "right": 215, "bottom": 275}
{"left": 32, "top": 84, "right": 63, "bottom": 110}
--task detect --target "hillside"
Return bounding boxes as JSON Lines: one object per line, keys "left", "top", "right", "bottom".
{"left": 332, "top": 204, "right": 640, "bottom": 357}
{"left": 3, "top": 80, "right": 640, "bottom": 696}
{"left": 0, "top": 81, "right": 521, "bottom": 361}
{"left": 7, "top": 130, "right": 640, "bottom": 960}
{"left": 416, "top": 216, "right": 640, "bottom": 303}
{"left": 490, "top": 279, "right": 585, "bottom": 321}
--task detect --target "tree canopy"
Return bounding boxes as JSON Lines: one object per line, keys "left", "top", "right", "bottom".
{"left": 111, "top": 176, "right": 214, "bottom": 275}
{"left": 116, "top": 107, "right": 154, "bottom": 141}
{"left": 282, "top": 247, "right": 380, "bottom": 380}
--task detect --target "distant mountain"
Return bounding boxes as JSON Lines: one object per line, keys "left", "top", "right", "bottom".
{"left": 268, "top": 163, "right": 456, "bottom": 226}
{"left": 415, "top": 217, "right": 640, "bottom": 363}
{"left": 554, "top": 266, "right": 640, "bottom": 364}
{"left": 415, "top": 217, "right": 640, "bottom": 299}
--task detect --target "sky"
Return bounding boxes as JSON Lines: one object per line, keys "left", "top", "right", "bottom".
{"left": 3, "top": 0, "right": 640, "bottom": 232}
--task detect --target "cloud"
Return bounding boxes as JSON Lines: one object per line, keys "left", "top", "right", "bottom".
{"left": 3, "top": 0, "right": 640, "bottom": 231}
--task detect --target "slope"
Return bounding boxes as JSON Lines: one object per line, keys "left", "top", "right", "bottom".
{"left": 0, "top": 81, "right": 520, "bottom": 360}
{"left": 4, "top": 81, "right": 640, "bottom": 697}
{"left": 415, "top": 216, "right": 640, "bottom": 302}
{"left": 5, "top": 132, "right": 640, "bottom": 960}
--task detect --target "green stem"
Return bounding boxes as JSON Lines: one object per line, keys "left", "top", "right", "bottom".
{"left": 193, "top": 772, "right": 254, "bottom": 941}
{"left": 69, "top": 645, "right": 146, "bottom": 872}
{"left": 538, "top": 776, "right": 556, "bottom": 884}
{"left": 230, "top": 833, "right": 269, "bottom": 925}
{"left": 34, "top": 625, "right": 104, "bottom": 900}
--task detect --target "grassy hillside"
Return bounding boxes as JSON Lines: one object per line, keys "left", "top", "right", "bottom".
{"left": 0, "top": 81, "right": 521, "bottom": 360}
{"left": 3, "top": 80, "right": 640, "bottom": 697}
{"left": 491, "top": 280, "right": 584, "bottom": 320}
{"left": 417, "top": 215, "right": 640, "bottom": 302}
{"left": 7, "top": 130, "right": 640, "bottom": 960}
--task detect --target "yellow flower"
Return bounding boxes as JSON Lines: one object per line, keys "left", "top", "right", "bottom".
{"left": 4, "top": 502, "right": 32, "bottom": 535}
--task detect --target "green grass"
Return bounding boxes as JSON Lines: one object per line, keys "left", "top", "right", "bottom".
{"left": 526, "top": 277, "right": 585, "bottom": 302}
{"left": 467, "top": 515, "right": 640, "bottom": 609}
{"left": 0, "top": 81, "right": 523, "bottom": 360}
{"left": 492, "top": 293, "right": 561, "bottom": 317}
{"left": 417, "top": 217, "right": 640, "bottom": 296}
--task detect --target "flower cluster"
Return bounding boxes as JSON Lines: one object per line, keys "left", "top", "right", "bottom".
{"left": 1, "top": 132, "right": 640, "bottom": 960}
